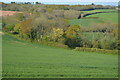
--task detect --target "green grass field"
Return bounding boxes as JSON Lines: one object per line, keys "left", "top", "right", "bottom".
{"left": 86, "top": 13, "right": 118, "bottom": 23}
{"left": 0, "top": 31, "right": 2, "bottom": 79}
{"left": 2, "top": 34, "right": 118, "bottom": 78}
{"left": 69, "top": 12, "right": 118, "bottom": 27}
{"left": 69, "top": 18, "right": 103, "bottom": 27}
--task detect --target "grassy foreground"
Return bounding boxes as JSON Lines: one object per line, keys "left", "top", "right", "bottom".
{"left": 2, "top": 34, "right": 118, "bottom": 78}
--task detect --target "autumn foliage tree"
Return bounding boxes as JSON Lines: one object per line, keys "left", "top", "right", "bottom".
{"left": 50, "top": 28, "right": 64, "bottom": 42}
{"left": 14, "top": 23, "right": 20, "bottom": 33}
{"left": 65, "top": 25, "right": 81, "bottom": 38}
{"left": 65, "top": 25, "right": 82, "bottom": 48}
{"left": 19, "top": 19, "right": 33, "bottom": 39}
{"left": 15, "top": 13, "right": 24, "bottom": 21}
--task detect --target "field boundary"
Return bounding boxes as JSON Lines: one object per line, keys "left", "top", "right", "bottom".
{"left": 74, "top": 47, "right": 118, "bottom": 54}
{"left": 5, "top": 33, "right": 118, "bottom": 55}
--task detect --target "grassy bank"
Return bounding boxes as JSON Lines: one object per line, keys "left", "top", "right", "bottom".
{"left": 2, "top": 34, "right": 118, "bottom": 78}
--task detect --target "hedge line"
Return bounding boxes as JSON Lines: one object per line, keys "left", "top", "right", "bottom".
{"left": 74, "top": 47, "right": 119, "bottom": 54}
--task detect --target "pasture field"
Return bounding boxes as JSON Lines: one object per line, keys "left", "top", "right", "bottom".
{"left": 69, "top": 18, "right": 103, "bottom": 27}
{"left": 2, "top": 34, "right": 118, "bottom": 78}
{"left": 86, "top": 13, "right": 118, "bottom": 23}
{"left": 0, "top": 29, "right": 2, "bottom": 79}
{"left": 69, "top": 12, "right": 118, "bottom": 27}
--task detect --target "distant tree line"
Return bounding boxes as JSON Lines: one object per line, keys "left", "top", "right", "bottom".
{"left": 10, "top": 2, "right": 41, "bottom": 4}
{"left": 1, "top": 2, "right": 116, "bottom": 12}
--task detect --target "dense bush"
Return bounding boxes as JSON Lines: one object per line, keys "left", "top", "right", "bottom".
{"left": 64, "top": 10, "right": 81, "bottom": 19}
{"left": 82, "top": 23, "right": 117, "bottom": 33}
{"left": 2, "top": 15, "right": 19, "bottom": 31}
{"left": 75, "top": 47, "right": 118, "bottom": 54}
{"left": 64, "top": 25, "right": 82, "bottom": 48}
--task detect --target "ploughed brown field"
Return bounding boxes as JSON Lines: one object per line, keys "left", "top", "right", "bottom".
{"left": 0, "top": 11, "right": 17, "bottom": 16}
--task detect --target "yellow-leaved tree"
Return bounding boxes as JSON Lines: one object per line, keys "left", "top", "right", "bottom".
{"left": 65, "top": 25, "right": 81, "bottom": 39}
{"left": 51, "top": 28, "right": 64, "bottom": 42}
{"left": 65, "top": 25, "right": 82, "bottom": 48}
{"left": 19, "top": 19, "right": 33, "bottom": 39}
{"left": 14, "top": 23, "right": 20, "bottom": 33}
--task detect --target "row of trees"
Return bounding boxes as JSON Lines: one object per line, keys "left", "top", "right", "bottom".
{"left": 11, "top": 2, "right": 41, "bottom": 4}
{"left": 2, "top": 2, "right": 116, "bottom": 12}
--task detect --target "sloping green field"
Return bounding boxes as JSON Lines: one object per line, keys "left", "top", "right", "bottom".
{"left": 69, "top": 18, "right": 103, "bottom": 27}
{"left": 0, "top": 32, "right": 2, "bottom": 79}
{"left": 86, "top": 13, "right": 118, "bottom": 23}
{"left": 69, "top": 12, "right": 118, "bottom": 27}
{"left": 2, "top": 34, "right": 118, "bottom": 78}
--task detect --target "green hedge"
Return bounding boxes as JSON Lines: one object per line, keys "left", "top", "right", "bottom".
{"left": 74, "top": 47, "right": 118, "bottom": 54}
{"left": 39, "top": 41, "right": 69, "bottom": 49}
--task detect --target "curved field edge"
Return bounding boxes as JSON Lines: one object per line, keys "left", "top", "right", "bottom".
{"left": 2, "top": 34, "right": 118, "bottom": 78}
